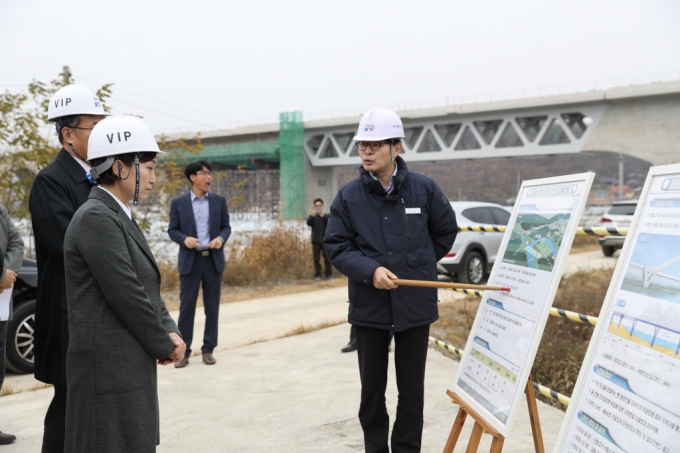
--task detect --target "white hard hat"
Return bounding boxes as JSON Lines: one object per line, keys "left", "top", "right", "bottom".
{"left": 353, "top": 107, "right": 405, "bottom": 141}
{"left": 47, "top": 84, "right": 110, "bottom": 121}
{"left": 88, "top": 116, "right": 167, "bottom": 162}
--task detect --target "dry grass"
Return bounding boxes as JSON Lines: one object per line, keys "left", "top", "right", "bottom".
{"left": 0, "top": 382, "right": 52, "bottom": 397}
{"left": 431, "top": 267, "right": 614, "bottom": 410}
{"left": 223, "top": 222, "right": 319, "bottom": 285}
{"left": 569, "top": 234, "right": 601, "bottom": 253}
{"left": 532, "top": 267, "right": 613, "bottom": 407}
{"left": 278, "top": 318, "right": 346, "bottom": 338}
{"left": 159, "top": 260, "right": 180, "bottom": 292}
{"left": 186, "top": 318, "right": 346, "bottom": 357}
{"left": 160, "top": 222, "right": 337, "bottom": 293}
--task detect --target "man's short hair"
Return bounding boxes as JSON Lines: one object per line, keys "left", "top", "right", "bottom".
{"left": 184, "top": 160, "right": 212, "bottom": 182}
{"left": 54, "top": 114, "right": 81, "bottom": 145}
{"left": 313, "top": 198, "right": 323, "bottom": 205}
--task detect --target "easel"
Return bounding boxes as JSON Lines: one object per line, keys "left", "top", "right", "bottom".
{"left": 442, "top": 374, "right": 545, "bottom": 453}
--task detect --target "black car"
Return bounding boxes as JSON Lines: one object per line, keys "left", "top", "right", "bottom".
{"left": 5, "top": 258, "right": 38, "bottom": 373}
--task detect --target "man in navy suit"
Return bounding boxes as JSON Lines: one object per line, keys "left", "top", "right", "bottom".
{"left": 168, "top": 160, "right": 231, "bottom": 367}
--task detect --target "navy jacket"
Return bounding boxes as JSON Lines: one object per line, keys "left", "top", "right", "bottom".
{"left": 323, "top": 157, "right": 457, "bottom": 331}
{"left": 167, "top": 192, "right": 231, "bottom": 276}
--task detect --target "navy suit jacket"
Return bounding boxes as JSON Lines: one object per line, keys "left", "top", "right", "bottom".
{"left": 168, "top": 192, "right": 231, "bottom": 276}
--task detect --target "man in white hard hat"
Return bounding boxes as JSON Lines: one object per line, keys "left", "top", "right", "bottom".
{"left": 29, "top": 84, "right": 108, "bottom": 453}
{"left": 324, "top": 107, "right": 458, "bottom": 452}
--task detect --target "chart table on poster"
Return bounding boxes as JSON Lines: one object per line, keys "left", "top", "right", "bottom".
{"left": 466, "top": 345, "right": 518, "bottom": 401}
{"left": 555, "top": 171, "right": 680, "bottom": 453}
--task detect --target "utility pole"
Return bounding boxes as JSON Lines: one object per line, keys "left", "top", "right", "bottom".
{"left": 62, "top": 66, "right": 71, "bottom": 84}
{"left": 618, "top": 153, "right": 624, "bottom": 200}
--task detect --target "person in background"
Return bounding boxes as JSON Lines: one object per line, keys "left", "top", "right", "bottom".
{"left": 306, "top": 198, "right": 332, "bottom": 281}
{"left": 168, "top": 160, "right": 231, "bottom": 368}
{"left": 30, "top": 84, "right": 108, "bottom": 453}
{"left": 0, "top": 202, "right": 24, "bottom": 446}
{"left": 324, "top": 107, "right": 457, "bottom": 453}
{"left": 340, "top": 325, "right": 357, "bottom": 353}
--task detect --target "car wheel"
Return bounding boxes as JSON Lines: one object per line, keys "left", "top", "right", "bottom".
{"left": 5, "top": 299, "right": 35, "bottom": 374}
{"left": 459, "top": 251, "right": 485, "bottom": 285}
{"left": 602, "top": 246, "right": 615, "bottom": 257}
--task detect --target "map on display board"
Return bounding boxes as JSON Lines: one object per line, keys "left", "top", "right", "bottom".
{"left": 553, "top": 164, "right": 680, "bottom": 453}
{"left": 451, "top": 172, "right": 595, "bottom": 437}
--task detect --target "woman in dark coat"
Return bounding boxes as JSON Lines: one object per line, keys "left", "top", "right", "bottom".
{"left": 64, "top": 116, "right": 185, "bottom": 452}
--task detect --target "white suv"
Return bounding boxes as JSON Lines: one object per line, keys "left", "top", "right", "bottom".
{"left": 599, "top": 199, "right": 637, "bottom": 256}
{"left": 438, "top": 201, "right": 511, "bottom": 285}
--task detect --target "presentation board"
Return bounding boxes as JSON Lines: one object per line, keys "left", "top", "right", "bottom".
{"left": 451, "top": 172, "right": 595, "bottom": 437}
{"left": 554, "top": 164, "right": 680, "bottom": 453}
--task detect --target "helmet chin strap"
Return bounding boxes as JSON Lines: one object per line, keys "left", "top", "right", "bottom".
{"left": 133, "top": 153, "right": 140, "bottom": 206}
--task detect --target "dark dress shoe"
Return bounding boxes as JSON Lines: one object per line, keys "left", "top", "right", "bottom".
{"left": 202, "top": 353, "right": 216, "bottom": 365}
{"left": 0, "top": 431, "right": 16, "bottom": 445}
{"left": 174, "top": 356, "right": 189, "bottom": 368}
{"left": 341, "top": 339, "right": 357, "bottom": 353}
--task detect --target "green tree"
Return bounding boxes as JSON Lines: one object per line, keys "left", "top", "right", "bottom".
{"left": 0, "top": 68, "right": 112, "bottom": 218}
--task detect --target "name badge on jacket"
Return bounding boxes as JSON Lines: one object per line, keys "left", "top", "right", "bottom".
{"left": 405, "top": 208, "right": 421, "bottom": 214}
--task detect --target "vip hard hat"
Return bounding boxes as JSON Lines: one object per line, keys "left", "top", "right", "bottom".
{"left": 353, "top": 107, "right": 405, "bottom": 141}
{"left": 87, "top": 116, "right": 167, "bottom": 162}
{"left": 47, "top": 84, "right": 110, "bottom": 121}
{"left": 88, "top": 116, "right": 167, "bottom": 206}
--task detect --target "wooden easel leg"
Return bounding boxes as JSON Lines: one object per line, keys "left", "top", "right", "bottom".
{"left": 489, "top": 435, "right": 505, "bottom": 453}
{"left": 524, "top": 375, "right": 546, "bottom": 453}
{"left": 465, "top": 422, "right": 484, "bottom": 453}
{"left": 443, "top": 407, "right": 468, "bottom": 453}
{"left": 443, "top": 390, "right": 507, "bottom": 453}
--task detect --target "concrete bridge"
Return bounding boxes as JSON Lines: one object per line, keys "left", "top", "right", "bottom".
{"left": 169, "top": 80, "right": 680, "bottom": 218}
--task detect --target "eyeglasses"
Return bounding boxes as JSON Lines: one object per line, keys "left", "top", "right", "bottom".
{"left": 355, "top": 140, "right": 393, "bottom": 151}
{"left": 197, "top": 171, "right": 212, "bottom": 177}
{"left": 66, "top": 126, "right": 95, "bottom": 131}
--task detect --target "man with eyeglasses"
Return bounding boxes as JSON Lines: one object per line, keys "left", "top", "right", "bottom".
{"left": 324, "top": 107, "right": 457, "bottom": 453}
{"left": 30, "top": 84, "right": 109, "bottom": 453}
{"left": 168, "top": 160, "right": 231, "bottom": 368}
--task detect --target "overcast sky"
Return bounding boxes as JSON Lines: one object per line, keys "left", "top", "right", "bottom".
{"left": 1, "top": 0, "right": 679, "bottom": 135}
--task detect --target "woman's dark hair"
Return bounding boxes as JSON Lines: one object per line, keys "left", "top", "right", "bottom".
{"left": 313, "top": 198, "right": 323, "bottom": 205}
{"left": 184, "top": 160, "right": 212, "bottom": 181}
{"left": 90, "top": 152, "right": 157, "bottom": 185}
